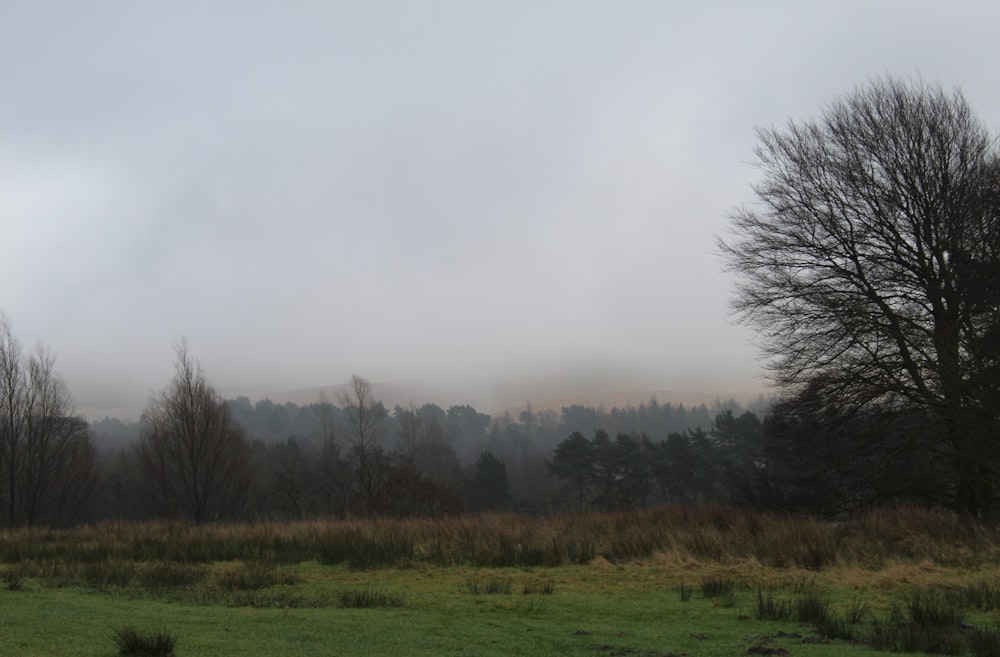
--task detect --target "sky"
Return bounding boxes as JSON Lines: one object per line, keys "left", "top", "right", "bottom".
{"left": 2, "top": 1, "right": 999, "bottom": 418}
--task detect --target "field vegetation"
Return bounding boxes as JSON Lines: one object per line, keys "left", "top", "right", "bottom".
{"left": 3, "top": 506, "right": 1000, "bottom": 656}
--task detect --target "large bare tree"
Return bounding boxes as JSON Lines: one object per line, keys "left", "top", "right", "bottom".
{"left": 721, "top": 77, "right": 1000, "bottom": 512}
{"left": 139, "top": 343, "right": 251, "bottom": 523}
{"left": 0, "top": 314, "right": 98, "bottom": 527}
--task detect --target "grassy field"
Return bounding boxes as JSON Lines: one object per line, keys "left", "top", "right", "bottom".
{"left": 2, "top": 507, "right": 1000, "bottom": 656}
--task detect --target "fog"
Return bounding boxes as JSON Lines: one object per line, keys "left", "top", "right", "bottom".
{"left": 3, "top": 2, "right": 999, "bottom": 418}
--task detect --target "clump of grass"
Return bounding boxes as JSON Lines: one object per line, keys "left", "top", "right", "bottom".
{"left": 215, "top": 561, "right": 297, "bottom": 591}
{"left": 316, "top": 528, "right": 415, "bottom": 569}
{"left": 753, "top": 589, "right": 792, "bottom": 621}
{"left": 794, "top": 586, "right": 830, "bottom": 625}
{"left": 522, "top": 598, "right": 547, "bottom": 614}
{"left": 815, "top": 611, "right": 854, "bottom": 641}
{"left": 968, "top": 622, "right": 1000, "bottom": 657}
{"left": 465, "top": 575, "right": 513, "bottom": 595}
{"left": 85, "top": 560, "right": 136, "bottom": 589}
{"left": 521, "top": 580, "right": 554, "bottom": 595}
{"left": 907, "top": 588, "right": 966, "bottom": 628}
{"left": 715, "top": 593, "right": 737, "bottom": 608}
{"left": 338, "top": 587, "right": 403, "bottom": 608}
{"left": 231, "top": 590, "right": 326, "bottom": 608}
{"left": 844, "top": 597, "right": 871, "bottom": 625}
{"left": 701, "top": 576, "right": 736, "bottom": 598}
{"left": 867, "top": 591, "right": 968, "bottom": 655}
{"left": 678, "top": 581, "right": 692, "bottom": 602}
{"left": 111, "top": 625, "right": 178, "bottom": 657}
{"left": 949, "top": 580, "right": 1000, "bottom": 611}
{"left": 137, "top": 561, "right": 207, "bottom": 592}
{"left": 2, "top": 565, "right": 25, "bottom": 591}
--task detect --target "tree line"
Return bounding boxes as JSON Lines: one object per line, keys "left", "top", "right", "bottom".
{"left": 1, "top": 313, "right": 767, "bottom": 526}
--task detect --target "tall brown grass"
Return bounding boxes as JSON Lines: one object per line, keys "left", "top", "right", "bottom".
{"left": 1, "top": 506, "right": 997, "bottom": 571}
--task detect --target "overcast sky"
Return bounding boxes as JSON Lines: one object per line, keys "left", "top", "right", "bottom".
{"left": 3, "top": 1, "right": 999, "bottom": 416}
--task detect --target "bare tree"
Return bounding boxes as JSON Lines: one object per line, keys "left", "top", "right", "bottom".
{"left": 312, "top": 390, "right": 349, "bottom": 517}
{"left": 720, "top": 77, "right": 1000, "bottom": 512}
{"left": 0, "top": 314, "right": 98, "bottom": 527}
{"left": 138, "top": 343, "right": 251, "bottom": 523}
{"left": 395, "top": 403, "right": 424, "bottom": 462}
{"left": 337, "top": 374, "right": 387, "bottom": 513}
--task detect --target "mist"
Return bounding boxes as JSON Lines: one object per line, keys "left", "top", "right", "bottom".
{"left": 3, "top": 2, "right": 998, "bottom": 419}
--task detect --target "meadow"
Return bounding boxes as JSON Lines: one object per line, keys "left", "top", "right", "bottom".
{"left": 2, "top": 506, "right": 1000, "bottom": 656}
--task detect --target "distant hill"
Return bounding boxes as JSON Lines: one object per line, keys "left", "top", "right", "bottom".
{"left": 256, "top": 370, "right": 768, "bottom": 417}
{"left": 76, "top": 367, "right": 769, "bottom": 422}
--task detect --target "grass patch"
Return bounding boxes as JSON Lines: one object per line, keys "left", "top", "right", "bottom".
{"left": 753, "top": 589, "right": 792, "bottom": 621}
{"left": 700, "top": 576, "right": 736, "bottom": 598}
{"left": 85, "top": 559, "right": 136, "bottom": 589}
{"left": 465, "top": 575, "right": 513, "bottom": 595}
{"left": 137, "top": 560, "right": 207, "bottom": 592}
{"left": 793, "top": 585, "right": 830, "bottom": 625}
{"left": 968, "top": 622, "right": 1000, "bottom": 657}
{"left": 866, "top": 589, "right": 968, "bottom": 655}
{"left": 337, "top": 587, "right": 404, "bottom": 608}
{"left": 111, "top": 625, "right": 178, "bottom": 657}
{"left": 521, "top": 579, "right": 554, "bottom": 595}
{"left": 3, "top": 508, "right": 1000, "bottom": 655}
{"left": 215, "top": 560, "right": 298, "bottom": 591}
{"left": 2, "top": 565, "right": 25, "bottom": 590}
{"left": 678, "top": 580, "right": 692, "bottom": 602}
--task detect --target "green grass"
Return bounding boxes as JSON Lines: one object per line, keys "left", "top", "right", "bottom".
{"left": 1, "top": 560, "right": 989, "bottom": 657}
{"left": 2, "top": 507, "right": 1000, "bottom": 655}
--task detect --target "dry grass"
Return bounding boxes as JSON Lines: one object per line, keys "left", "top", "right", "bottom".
{"left": 2, "top": 506, "right": 999, "bottom": 574}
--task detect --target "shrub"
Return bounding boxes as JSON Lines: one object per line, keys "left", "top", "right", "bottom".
{"left": 111, "top": 625, "right": 178, "bottom": 657}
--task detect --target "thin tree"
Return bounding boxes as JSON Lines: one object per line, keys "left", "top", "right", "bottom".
{"left": 138, "top": 343, "right": 251, "bottom": 523}
{"left": 720, "top": 77, "right": 1000, "bottom": 512}
{"left": 0, "top": 314, "right": 98, "bottom": 527}
{"left": 337, "top": 374, "right": 387, "bottom": 513}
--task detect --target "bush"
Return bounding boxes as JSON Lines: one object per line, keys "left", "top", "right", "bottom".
{"left": 111, "top": 625, "right": 178, "bottom": 657}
